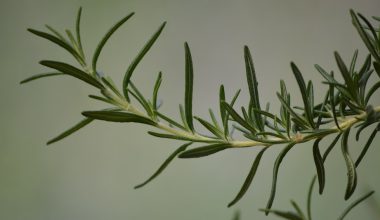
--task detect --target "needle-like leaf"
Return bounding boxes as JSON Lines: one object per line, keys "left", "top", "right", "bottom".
{"left": 291, "top": 62, "right": 315, "bottom": 128}
{"left": 312, "top": 138, "right": 325, "bottom": 194}
{"left": 244, "top": 46, "right": 263, "bottom": 131}
{"left": 92, "top": 12, "right": 135, "bottom": 73}
{"left": 341, "top": 128, "right": 357, "bottom": 200}
{"left": 228, "top": 147, "right": 267, "bottom": 207}
{"left": 183, "top": 42, "right": 194, "bottom": 132}
{"left": 47, "top": 118, "right": 93, "bottom": 145}
{"left": 265, "top": 142, "right": 296, "bottom": 215}
{"left": 152, "top": 72, "right": 163, "bottom": 111}
{"left": 39, "top": 60, "right": 104, "bottom": 89}
{"left": 337, "top": 190, "right": 375, "bottom": 220}
{"left": 355, "top": 123, "right": 379, "bottom": 167}
{"left": 82, "top": 110, "right": 156, "bottom": 125}
{"left": 178, "top": 143, "right": 230, "bottom": 158}
{"left": 20, "top": 72, "right": 64, "bottom": 84}
{"left": 122, "top": 22, "right": 166, "bottom": 99}
{"left": 134, "top": 142, "right": 192, "bottom": 189}
{"left": 28, "top": 29, "right": 83, "bottom": 63}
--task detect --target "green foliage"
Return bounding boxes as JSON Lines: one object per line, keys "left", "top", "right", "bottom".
{"left": 22, "top": 7, "right": 380, "bottom": 220}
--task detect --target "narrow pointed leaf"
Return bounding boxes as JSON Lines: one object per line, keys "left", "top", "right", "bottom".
{"left": 122, "top": 22, "right": 166, "bottom": 99}
{"left": 244, "top": 46, "right": 263, "bottom": 131}
{"left": 334, "top": 52, "right": 356, "bottom": 96}
{"left": 194, "top": 116, "right": 224, "bottom": 138}
{"left": 265, "top": 142, "right": 296, "bottom": 215}
{"left": 312, "top": 138, "right": 325, "bottom": 194}
{"left": 28, "top": 28, "right": 82, "bottom": 62}
{"left": 20, "top": 72, "right": 64, "bottom": 84}
{"left": 47, "top": 118, "right": 93, "bottom": 145}
{"left": 153, "top": 72, "right": 163, "bottom": 111}
{"left": 47, "top": 107, "right": 121, "bottom": 145}
{"left": 350, "top": 10, "right": 380, "bottom": 62}
{"left": 39, "top": 60, "right": 104, "bottom": 89}
{"left": 134, "top": 142, "right": 192, "bottom": 189}
{"left": 337, "top": 190, "right": 375, "bottom": 220}
{"left": 365, "top": 81, "right": 380, "bottom": 104}
{"left": 322, "top": 133, "right": 342, "bottom": 162}
{"left": 291, "top": 200, "right": 307, "bottom": 220}
{"left": 183, "top": 42, "right": 194, "bottom": 132}
{"left": 75, "top": 7, "right": 84, "bottom": 57}
{"left": 355, "top": 124, "right": 379, "bottom": 167}
{"left": 147, "top": 131, "right": 196, "bottom": 142}
{"left": 178, "top": 143, "right": 230, "bottom": 158}
{"left": 349, "top": 50, "right": 359, "bottom": 74}
{"left": 223, "top": 102, "right": 257, "bottom": 133}
{"left": 156, "top": 111, "right": 186, "bottom": 130}
{"left": 228, "top": 147, "right": 268, "bottom": 207}
{"left": 92, "top": 12, "right": 135, "bottom": 72}
{"left": 341, "top": 128, "right": 357, "bottom": 200}
{"left": 374, "top": 62, "right": 380, "bottom": 78}
{"left": 82, "top": 111, "right": 156, "bottom": 125}
{"left": 291, "top": 62, "right": 314, "bottom": 128}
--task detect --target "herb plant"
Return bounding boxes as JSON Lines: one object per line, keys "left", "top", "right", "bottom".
{"left": 22, "top": 7, "right": 380, "bottom": 219}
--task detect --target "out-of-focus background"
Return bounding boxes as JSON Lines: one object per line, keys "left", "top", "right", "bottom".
{"left": 1, "top": 0, "right": 380, "bottom": 219}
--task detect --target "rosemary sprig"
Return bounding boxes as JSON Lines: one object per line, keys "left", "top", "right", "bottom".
{"left": 22, "top": 7, "right": 380, "bottom": 217}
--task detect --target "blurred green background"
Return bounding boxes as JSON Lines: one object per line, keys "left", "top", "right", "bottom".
{"left": 1, "top": 0, "right": 380, "bottom": 219}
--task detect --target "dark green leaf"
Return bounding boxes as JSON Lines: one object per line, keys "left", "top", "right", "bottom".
{"left": 276, "top": 93, "right": 309, "bottom": 129}
{"left": 183, "top": 42, "right": 194, "bottom": 132}
{"left": 350, "top": 10, "right": 380, "bottom": 62}
{"left": 365, "top": 82, "right": 380, "bottom": 106}
{"left": 47, "top": 107, "right": 121, "bottom": 145}
{"left": 334, "top": 52, "right": 357, "bottom": 100}
{"left": 28, "top": 28, "right": 84, "bottom": 64}
{"left": 329, "top": 82, "right": 341, "bottom": 130}
{"left": 341, "top": 128, "right": 357, "bottom": 200}
{"left": 194, "top": 116, "right": 224, "bottom": 139}
{"left": 209, "top": 109, "right": 222, "bottom": 131}
{"left": 82, "top": 110, "right": 156, "bottom": 125}
{"left": 228, "top": 147, "right": 267, "bottom": 207}
{"left": 134, "top": 142, "right": 192, "bottom": 189}
{"left": 88, "top": 94, "right": 114, "bottom": 105}
{"left": 358, "top": 13, "right": 379, "bottom": 42}
{"left": 178, "top": 143, "right": 230, "bottom": 158}
{"left": 45, "top": 25, "right": 67, "bottom": 42}
{"left": 290, "top": 200, "right": 306, "bottom": 220}
{"left": 156, "top": 111, "right": 186, "bottom": 130}
{"left": 244, "top": 46, "right": 263, "bottom": 131}
{"left": 265, "top": 142, "right": 296, "bottom": 215}
{"left": 337, "top": 190, "right": 375, "bottom": 220}
{"left": 122, "top": 22, "right": 166, "bottom": 99}
{"left": 75, "top": 7, "right": 84, "bottom": 57}
{"left": 47, "top": 118, "right": 93, "bottom": 145}
{"left": 92, "top": 12, "right": 135, "bottom": 73}
{"left": 147, "top": 131, "right": 195, "bottom": 142}
{"left": 322, "top": 133, "right": 342, "bottom": 162}
{"left": 312, "top": 138, "right": 325, "bottom": 194}
{"left": 355, "top": 123, "right": 379, "bottom": 167}
{"left": 101, "top": 76, "right": 123, "bottom": 98}
{"left": 20, "top": 72, "right": 64, "bottom": 84}
{"left": 349, "top": 50, "right": 359, "bottom": 74}
{"left": 129, "top": 82, "right": 154, "bottom": 117}
{"left": 223, "top": 102, "right": 257, "bottom": 134}
{"left": 374, "top": 62, "right": 380, "bottom": 78}
{"left": 291, "top": 62, "right": 314, "bottom": 128}
{"left": 153, "top": 72, "right": 163, "bottom": 111}
{"left": 39, "top": 60, "right": 104, "bottom": 89}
